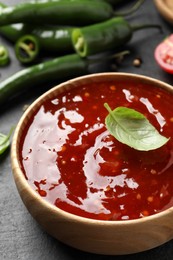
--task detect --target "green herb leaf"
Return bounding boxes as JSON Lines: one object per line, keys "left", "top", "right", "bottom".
{"left": 0, "top": 127, "right": 14, "bottom": 156}
{"left": 104, "top": 103, "right": 169, "bottom": 151}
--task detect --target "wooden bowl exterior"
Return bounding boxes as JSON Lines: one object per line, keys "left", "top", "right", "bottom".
{"left": 154, "top": 0, "right": 173, "bottom": 25}
{"left": 11, "top": 73, "right": 173, "bottom": 255}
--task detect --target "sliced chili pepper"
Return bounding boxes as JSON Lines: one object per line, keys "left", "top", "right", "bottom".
{"left": 0, "top": 44, "right": 10, "bottom": 66}
{"left": 0, "top": 0, "right": 145, "bottom": 26}
{"left": 15, "top": 34, "right": 40, "bottom": 64}
{"left": 72, "top": 17, "right": 161, "bottom": 57}
{"left": 154, "top": 34, "right": 173, "bottom": 74}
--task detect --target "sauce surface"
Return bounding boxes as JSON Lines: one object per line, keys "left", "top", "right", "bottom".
{"left": 19, "top": 80, "right": 173, "bottom": 220}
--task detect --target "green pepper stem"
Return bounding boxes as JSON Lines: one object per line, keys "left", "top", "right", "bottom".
{"left": 131, "top": 24, "right": 162, "bottom": 33}
{"left": 86, "top": 50, "right": 130, "bottom": 65}
{"left": 114, "top": 0, "right": 145, "bottom": 16}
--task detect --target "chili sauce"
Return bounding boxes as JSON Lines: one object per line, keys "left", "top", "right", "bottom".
{"left": 19, "top": 80, "right": 173, "bottom": 221}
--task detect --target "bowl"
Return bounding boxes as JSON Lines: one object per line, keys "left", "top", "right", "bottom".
{"left": 11, "top": 72, "right": 173, "bottom": 255}
{"left": 154, "top": 0, "right": 173, "bottom": 25}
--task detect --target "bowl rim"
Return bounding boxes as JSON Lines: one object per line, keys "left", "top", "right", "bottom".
{"left": 11, "top": 72, "right": 173, "bottom": 226}
{"left": 154, "top": 0, "right": 173, "bottom": 25}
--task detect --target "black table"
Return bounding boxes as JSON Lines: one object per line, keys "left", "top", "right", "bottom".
{"left": 1, "top": 0, "right": 173, "bottom": 259}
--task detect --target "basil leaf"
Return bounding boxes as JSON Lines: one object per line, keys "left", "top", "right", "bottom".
{"left": 104, "top": 103, "right": 169, "bottom": 151}
{"left": 0, "top": 127, "right": 14, "bottom": 156}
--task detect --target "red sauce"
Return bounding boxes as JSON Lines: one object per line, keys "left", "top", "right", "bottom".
{"left": 19, "top": 80, "right": 173, "bottom": 221}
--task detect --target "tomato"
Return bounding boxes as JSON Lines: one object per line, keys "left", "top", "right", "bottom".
{"left": 154, "top": 34, "right": 173, "bottom": 74}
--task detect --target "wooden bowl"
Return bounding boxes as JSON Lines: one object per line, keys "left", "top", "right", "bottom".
{"left": 11, "top": 73, "right": 173, "bottom": 255}
{"left": 154, "top": 0, "right": 173, "bottom": 25}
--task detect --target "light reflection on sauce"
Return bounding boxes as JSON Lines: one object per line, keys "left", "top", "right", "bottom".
{"left": 140, "top": 97, "right": 166, "bottom": 130}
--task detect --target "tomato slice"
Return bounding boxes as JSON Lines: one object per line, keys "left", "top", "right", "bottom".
{"left": 154, "top": 34, "right": 173, "bottom": 74}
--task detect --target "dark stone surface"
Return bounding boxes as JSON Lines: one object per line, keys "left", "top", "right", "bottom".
{"left": 1, "top": 0, "right": 173, "bottom": 259}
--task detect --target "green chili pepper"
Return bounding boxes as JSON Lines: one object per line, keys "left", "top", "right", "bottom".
{"left": 0, "top": 54, "right": 88, "bottom": 106}
{"left": 0, "top": 3, "right": 25, "bottom": 41}
{"left": 0, "top": 0, "right": 144, "bottom": 26}
{"left": 0, "top": 3, "right": 74, "bottom": 54}
{"left": 29, "top": 26, "right": 74, "bottom": 54}
{"left": 0, "top": 23, "right": 24, "bottom": 42}
{"left": 0, "top": 51, "right": 129, "bottom": 106}
{"left": 72, "top": 17, "right": 161, "bottom": 57}
{"left": 0, "top": 0, "right": 144, "bottom": 55}
{"left": 0, "top": 23, "right": 75, "bottom": 54}
{"left": 0, "top": 44, "right": 10, "bottom": 66}
{"left": 15, "top": 34, "right": 40, "bottom": 64}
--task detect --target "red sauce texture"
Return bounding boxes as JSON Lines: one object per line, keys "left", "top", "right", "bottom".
{"left": 19, "top": 80, "right": 173, "bottom": 220}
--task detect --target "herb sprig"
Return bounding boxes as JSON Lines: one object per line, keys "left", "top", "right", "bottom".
{"left": 104, "top": 103, "right": 169, "bottom": 151}
{"left": 0, "top": 127, "right": 14, "bottom": 156}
